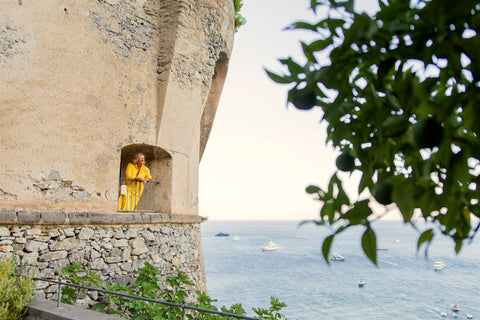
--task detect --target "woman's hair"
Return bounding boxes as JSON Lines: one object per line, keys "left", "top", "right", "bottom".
{"left": 132, "top": 153, "right": 145, "bottom": 164}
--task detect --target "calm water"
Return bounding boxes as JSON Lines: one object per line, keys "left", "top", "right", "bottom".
{"left": 201, "top": 220, "right": 479, "bottom": 320}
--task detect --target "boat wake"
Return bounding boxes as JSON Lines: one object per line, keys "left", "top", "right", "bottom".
{"left": 380, "top": 260, "right": 399, "bottom": 266}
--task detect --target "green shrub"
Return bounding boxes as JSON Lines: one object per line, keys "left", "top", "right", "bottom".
{"left": 0, "top": 256, "right": 35, "bottom": 320}
{"left": 59, "top": 262, "right": 102, "bottom": 305}
{"left": 60, "top": 262, "right": 288, "bottom": 320}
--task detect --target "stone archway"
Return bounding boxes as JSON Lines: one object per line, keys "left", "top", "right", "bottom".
{"left": 119, "top": 144, "right": 172, "bottom": 213}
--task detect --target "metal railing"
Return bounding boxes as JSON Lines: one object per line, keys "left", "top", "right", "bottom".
{"left": 34, "top": 277, "right": 261, "bottom": 320}
{"left": 117, "top": 178, "right": 161, "bottom": 212}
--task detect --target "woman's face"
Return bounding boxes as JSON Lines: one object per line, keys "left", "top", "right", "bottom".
{"left": 137, "top": 155, "right": 145, "bottom": 166}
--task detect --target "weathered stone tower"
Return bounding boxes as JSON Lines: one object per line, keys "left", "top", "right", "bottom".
{"left": 0, "top": 0, "right": 234, "bottom": 297}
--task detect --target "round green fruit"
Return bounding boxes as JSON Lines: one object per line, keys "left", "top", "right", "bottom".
{"left": 336, "top": 152, "right": 356, "bottom": 172}
{"left": 291, "top": 90, "right": 317, "bottom": 110}
{"left": 412, "top": 118, "right": 443, "bottom": 148}
{"left": 374, "top": 182, "right": 393, "bottom": 205}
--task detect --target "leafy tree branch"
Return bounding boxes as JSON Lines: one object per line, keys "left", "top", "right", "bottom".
{"left": 267, "top": 0, "right": 480, "bottom": 264}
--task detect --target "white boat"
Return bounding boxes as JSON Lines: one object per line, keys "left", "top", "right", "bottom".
{"left": 466, "top": 314, "right": 473, "bottom": 319}
{"left": 451, "top": 304, "right": 460, "bottom": 312}
{"left": 440, "top": 311, "right": 447, "bottom": 317}
{"left": 261, "top": 240, "right": 278, "bottom": 251}
{"left": 434, "top": 261, "right": 446, "bottom": 271}
{"left": 330, "top": 252, "right": 345, "bottom": 261}
{"left": 232, "top": 235, "right": 240, "bottom": 241}
{"left": 452, "top": 313, "right": 458, "bottom": 318}
{"left": 358, "top": 279, "right": 366, "bottom": 287}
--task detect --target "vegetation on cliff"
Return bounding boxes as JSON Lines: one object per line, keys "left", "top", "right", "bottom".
{"left": 233, "top": 0, "right": 246, "bottom": 32}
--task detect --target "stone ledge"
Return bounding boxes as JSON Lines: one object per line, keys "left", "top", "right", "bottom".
{"left": 26, "top": 298, "right": 123, "bottom": 320}
{"left": 0, "top": 210, "right": 206, "bottom": 226}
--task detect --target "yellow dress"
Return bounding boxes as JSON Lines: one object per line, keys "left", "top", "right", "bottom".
{"left": 118, "top": 163, "right": 152, "bottom": 211}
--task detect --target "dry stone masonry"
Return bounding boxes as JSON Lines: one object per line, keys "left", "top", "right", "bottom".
{"left": 0, "top": 211, "right": 206, "bottom": 301}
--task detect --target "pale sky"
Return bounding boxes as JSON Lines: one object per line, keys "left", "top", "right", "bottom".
{"left": 199, "top": 0, "right": 380, "bottom": 221}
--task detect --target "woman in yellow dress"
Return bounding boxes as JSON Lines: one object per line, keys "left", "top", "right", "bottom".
{"left": 118, "top": 153, "right": 152, "bottom": 211}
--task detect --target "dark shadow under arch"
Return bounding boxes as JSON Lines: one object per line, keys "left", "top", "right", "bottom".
{"left": 199, "top": 51, "right": 229, "bottom": 160}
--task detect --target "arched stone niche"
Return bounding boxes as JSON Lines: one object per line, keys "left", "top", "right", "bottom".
{"left": 119, "top": 144, "right": 172, "bottom": 213}
{"left": 200, "top": 51, "right": 230, "bottom": 160}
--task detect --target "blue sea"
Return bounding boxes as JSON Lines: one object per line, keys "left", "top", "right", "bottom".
{"left": 200, "top": 220, "right": 479, "bottom": 320}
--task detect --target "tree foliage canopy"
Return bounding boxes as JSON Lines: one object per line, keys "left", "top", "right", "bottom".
{"left": 267, "top": 0, "right": 480, "bottom": 264}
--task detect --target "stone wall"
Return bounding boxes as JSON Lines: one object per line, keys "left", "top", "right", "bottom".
{"left": 0, "top": 210, "right": 206, "bottom": 302}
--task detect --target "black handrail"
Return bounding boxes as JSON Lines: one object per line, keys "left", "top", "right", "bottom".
{"left": 34, "top": 277, "right": 261, "bottom": 320}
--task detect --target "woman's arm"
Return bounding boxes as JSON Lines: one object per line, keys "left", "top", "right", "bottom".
{"left": 134, "top": 166, "right": 152, "bottom": 183}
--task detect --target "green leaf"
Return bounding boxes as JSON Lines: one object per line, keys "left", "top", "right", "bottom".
{"left": 329, "top": 0, "right": 354, "bottom": 12}
{"left": 335, "top": 180, "right": 351, "bottom": 207}
{"left": 301, "top": 41, "right": 318, "bottom": 63}
{"left": 320, "top": 201, "right": 336, "bottom": 224}
{"left": 455, "top": 238, "right": 463, "bottom": 254}
{"left": 298, "top": 219, "right": 325, "bottom": 228}
{"left": 381, "top": 114, "right": 411, "bottom": 137}
{"left": 450, "top": 150, "right": 470, "bottom": 184}
{"left": 322, "top": 234, "right": 335, "bottom": 263}
{"left": 341, "top": 200, "right": 372, "bottom": 225}
{"left": 417, "top": 229, "right": 434, "bottom": 255}
{"left": 358, "top": 171, "right": 373, "bottom": 194}
{"left": 264, "top": 68, "right": 294, "bottom": 84}
{"left": 308, "top": 38, "right": 333, "bottom": 52}
{"left": 327, "top": 173, "right": 338, "bottom": 195}
{"left": 391, "top": 178, "right": 415, "bottom": 222}
{"left": 324, "top": 18, "right": 346, "bottom": 36}
{"left": 306, "top": 185, "right": 321, "bottom": 194}
{"left": 278, "top": 57, "right": 305, "bottom": 77}
{"left": 285, "top": 21, "right": 319, "bottom": 31}
{"left": 344, "top": 0, "right": 354, "bottom": 12}
{"left": 361, "top": 227, "right": 377, "bottom": 265}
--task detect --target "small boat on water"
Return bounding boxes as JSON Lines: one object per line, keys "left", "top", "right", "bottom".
{"left": 434, "top": 261, "right": 446, "bottom": 271}
{"left": 358, "top": 279, "right": 366, "bottom": 287}
{"left": 261, "top": 240, "right": 278, "bottom": 251}
{"left": 232, "top": 235, "right": 240, "bottom": 241}
{"left": 451, "top": 304, "right": 460, "bottom": 312}
{"left": 440, "top": 311, "right": 447, "bottom": 317}
{"left": 215, "top": 232, "right": 230, "bottom": 237}
{"left": 466, "top": 314, "right": 473, "bottom": 319}
{"left": 330, "top": 252, "right": 345, "bottom": 261}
